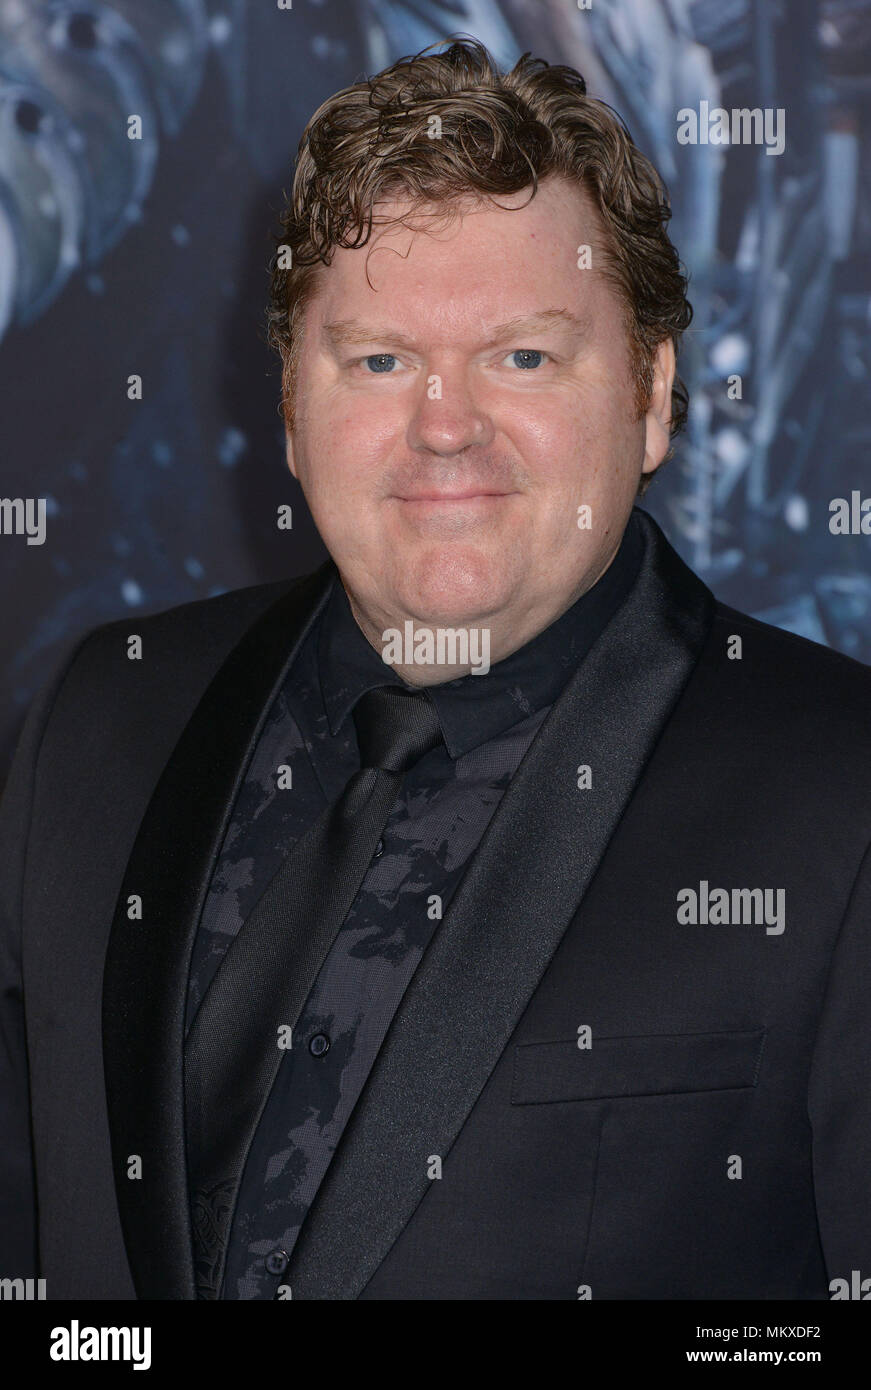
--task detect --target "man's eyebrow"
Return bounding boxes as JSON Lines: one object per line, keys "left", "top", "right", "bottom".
{"left": 322, "top": 320, "right": 420, "bottom": 351}
{"left": 321, "top": 308, "right": 591, "bottom": 351}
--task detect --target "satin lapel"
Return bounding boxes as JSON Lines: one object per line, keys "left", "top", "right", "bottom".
{"left": 102, "top": 560, "right": 337, "bottom": 1299}
{"left": 286, "top": 511, "right": 717, "bottom": 1298}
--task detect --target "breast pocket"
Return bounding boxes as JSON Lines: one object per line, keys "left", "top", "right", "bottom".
{"left": 511, "top": 1028, "right": 767, "bottom": 1105}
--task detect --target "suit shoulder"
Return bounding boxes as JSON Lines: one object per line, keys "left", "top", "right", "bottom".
{"left": 45, "top": 568, "right": 328, "bottom": 717}
{"left": 89, "top": 574, "right": 306, "bottom": 644}
{"left": 712, "top": 601, "right": 871, "bottom": 689}
{"left": 673, "top": 600, "right": 871, "bottom": 847}
{"left": 706, "top": 600, "right": 871, "bottom": 746}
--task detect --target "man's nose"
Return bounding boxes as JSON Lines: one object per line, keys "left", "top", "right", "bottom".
{"left": 405, "top": 369, "right": 495, "bottom": 456}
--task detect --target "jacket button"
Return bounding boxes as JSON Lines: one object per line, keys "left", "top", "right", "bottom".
{"left": 265, "top": 1249, "right": 289, "bottom": 1275}
{"left": 374, "top": 838, "right": 385, "bottom": 858}
{"left": 309, "top": 1032, "right": 330, "bottom": 1056}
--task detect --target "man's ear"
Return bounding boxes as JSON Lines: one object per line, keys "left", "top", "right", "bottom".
{"left": 641, "top": 338, "right": 676, "bottom": 477}
{"left": 285, "top": 430, "right": 298, "bottom": 480}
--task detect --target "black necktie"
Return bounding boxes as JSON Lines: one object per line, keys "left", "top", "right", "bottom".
{"left": 184, "top": 683, "right": 443, "bottom": 1298}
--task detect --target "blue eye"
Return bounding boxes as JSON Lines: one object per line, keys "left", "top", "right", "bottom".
{"left": 507, "top": 349, "right": 545, "bottom": 369}
{"left": 364, "top": 354, "right": 397, "bottom": 373}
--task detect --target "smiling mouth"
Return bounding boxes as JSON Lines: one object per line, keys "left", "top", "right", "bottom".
{"left": 396, "top": 490, "right": 514, "bottom": 503}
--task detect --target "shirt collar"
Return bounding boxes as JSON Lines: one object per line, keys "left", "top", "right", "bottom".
{"left": 318, "top": 506, "right": 644, "bottom": 759}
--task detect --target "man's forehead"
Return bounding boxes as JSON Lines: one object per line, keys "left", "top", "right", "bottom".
{"left": 320, "top": 306, "right": 596, "bottom": 351}
{"left": 315, "top": 175, "right": 606, "bottom": 281}
{"left": 299, "top": 175, "right": 612, "bottom": 334}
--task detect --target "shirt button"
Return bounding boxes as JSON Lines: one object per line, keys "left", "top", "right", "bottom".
{"left": 374, "top": 838, "right": 385, "bottom": 858}
{"left": 309, "top": 1032, "right": 330, "bottom": 1056}
{"left": 265, "top": 1249, "right": 289, "bottom": 1275}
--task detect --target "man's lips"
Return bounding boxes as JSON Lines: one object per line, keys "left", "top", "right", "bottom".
{"left": 395, "top": 489, "right": 514, "bottom": 502}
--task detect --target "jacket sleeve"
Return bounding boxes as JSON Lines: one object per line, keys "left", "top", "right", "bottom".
{"left": 0, "top": 632, "right": 93, "bottom": 1275}
{"left": 807, "top": 836, "right": 871, "bottom": 1289}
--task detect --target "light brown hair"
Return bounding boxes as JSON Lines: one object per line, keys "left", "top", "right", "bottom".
{"left": 266, "top": 36, "right": 692, "bottom": 492}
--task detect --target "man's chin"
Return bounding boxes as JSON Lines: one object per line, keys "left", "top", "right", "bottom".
{"left": 394, "top": 580, "right": 512, "bottom": 631}
{"left": 389, "top": 551, "right": 517, "bottom": 626}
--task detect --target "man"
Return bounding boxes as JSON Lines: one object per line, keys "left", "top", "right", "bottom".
{"left": 1, "top": 37, "right": 869, "bottom": 1301}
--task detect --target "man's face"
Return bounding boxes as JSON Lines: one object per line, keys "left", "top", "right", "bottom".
{"left": 286, "top": 175, "right": 674, "bottom": 657}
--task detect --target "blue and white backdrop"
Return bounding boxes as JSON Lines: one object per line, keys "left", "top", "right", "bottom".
{"left": 1, "top": 0, "right": 869, "bottom": 766}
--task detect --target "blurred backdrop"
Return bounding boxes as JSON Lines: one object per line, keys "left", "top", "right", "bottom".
{"left": 1, "top": 0, "right": 870, "bottom": 769}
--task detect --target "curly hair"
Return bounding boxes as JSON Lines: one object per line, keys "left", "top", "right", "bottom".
{"left": 266, "top": 36, "right": 692, "bottom": 493}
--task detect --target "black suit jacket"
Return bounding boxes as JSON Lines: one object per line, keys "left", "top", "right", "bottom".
{"left": 2, "top": 509, "right": 870, "bottom": 1300}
